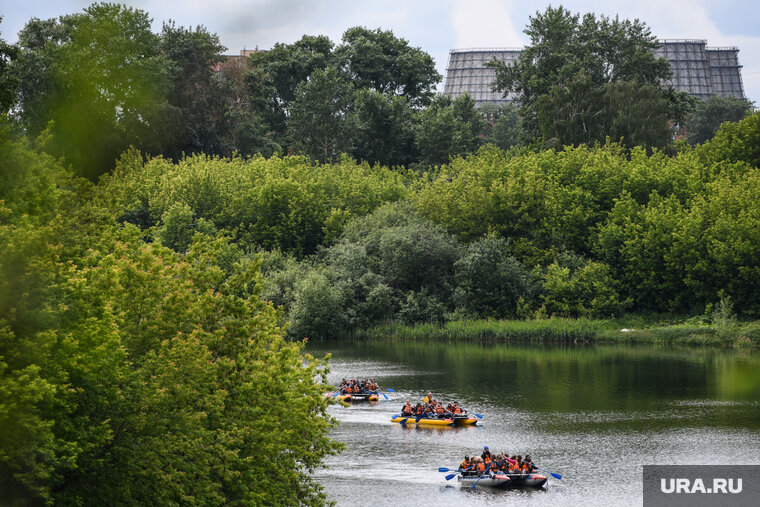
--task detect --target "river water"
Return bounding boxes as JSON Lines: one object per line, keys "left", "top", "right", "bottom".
{"left": 306, "top": 340, "right": 760, "bottom": 506}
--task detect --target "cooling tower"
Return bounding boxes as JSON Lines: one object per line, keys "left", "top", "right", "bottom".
{"left": 443, "top": 40, "right": 745, "bottom": 107}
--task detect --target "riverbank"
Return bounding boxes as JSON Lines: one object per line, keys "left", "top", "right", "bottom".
{"left": 350, "top": 317, "right": 760, "bottom": 348}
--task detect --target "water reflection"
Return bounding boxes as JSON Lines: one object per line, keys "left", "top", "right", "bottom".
{"left": 309, "top": 340, "right": 760, "bottom": 506}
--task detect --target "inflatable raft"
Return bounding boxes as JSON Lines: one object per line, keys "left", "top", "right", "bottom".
{"left": 452, "top": 414, "right": 478, "bottom": 426}
{"left": 391, "top": 414, "right": 454, "bottom": 427}
{"left": 337, "top": 393, "right": 379, "bottom": 402}
{"left": 456, "top": 472, "right": 547, "bottom": 489}
{"left": 506, "top": 473, "right": 548, "bottom": 488}
{"left": 457, "top": 473, "right": 511, "bottom": 488}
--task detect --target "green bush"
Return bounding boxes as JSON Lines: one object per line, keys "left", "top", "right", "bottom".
{"left": 541, "top": 259, "right": 628, "bottom": 318}
{"left": 398, "top": 289, "right": 446, "bottom": 325}
{"left": 453, "top": 235, "right": 535, "bottom": 318}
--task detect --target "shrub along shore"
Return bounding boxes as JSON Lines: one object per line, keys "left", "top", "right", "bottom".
{"left": 351, "top": 317, "right": 760, "bottom": 348}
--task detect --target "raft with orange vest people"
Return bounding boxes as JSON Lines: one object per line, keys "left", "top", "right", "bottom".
{"left": 391, "top": 392, "right": 481, "bottom": 427}
{"left": 439, "top": 446, "right": 561, "bottom": 489}
{"left": 330, "top": 378, "right": 390, "bottom": 402}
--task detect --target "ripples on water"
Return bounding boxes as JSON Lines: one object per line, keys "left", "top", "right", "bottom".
{"left": 310, "top": 342, "right": 760, "bottom": 506}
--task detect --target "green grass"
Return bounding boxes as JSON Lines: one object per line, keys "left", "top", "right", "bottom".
{"left": 351, "top": 317, "right": 760, "bottom": 348}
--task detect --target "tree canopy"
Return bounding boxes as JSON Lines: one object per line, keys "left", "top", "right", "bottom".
{"left": 0, "top": 117, "right": 342, "bottom": 505}
{"left": 489, "top": 6, "right": 681, "bottom": 149}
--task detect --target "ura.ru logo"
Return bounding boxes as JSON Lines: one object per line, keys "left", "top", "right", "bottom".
{"left": 661, "top": 478, "right": 742, "bottom": 494}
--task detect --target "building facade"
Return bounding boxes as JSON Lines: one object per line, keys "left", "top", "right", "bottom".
{"left": 442, "top": 40, "right": 745, "bottom": 107}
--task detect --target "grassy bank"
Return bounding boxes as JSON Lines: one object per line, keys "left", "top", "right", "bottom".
{"left": 351, "top": 317, "right": 760, "bottom": 348}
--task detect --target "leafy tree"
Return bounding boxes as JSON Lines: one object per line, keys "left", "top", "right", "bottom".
{"left": 489, "top": 6, "right": 672, "bottom": 146}
{"left": 350, "top": 88, "right": 416, "bottom": 167}
{"left": 159, "top": 22, "right": 229, "bottom": 158}
{"left": 398, "top": 288, "right": 446, "bottom": 324}
{"left": 288, "top": 67, "right": 354, "bottom": 163}
{"left": 0, "top": 19, "right": 19, "bottom": 114}
{"left": 11, "top": 3, "right": 173, "bottom": 180}
{"left": 99, "top": 149, "right": 409, "bottom": 257}
{"left": 686, "top": 95, "right": 753, "bottom": 145}
{"left": 537, "top": 75, "right": 672, "bottom": 149}
{"left": 699, "top": 111, "right": 760, "bottom": 168}
{"left": 335, "top": 26, "right": 441, "bottom": 107}
{"left": 0, "top": 132, "right": 342, "bottom": 505}
{"left": 540, "top": 259, "right": 628, "bottom": 318}
{"left": 480, "top": 102, "right": 524, "bottom": 150}
{"left": 223, "top": 62, "right": 281, "bottom": 157}
{"left": 248, "top": 35, "right": 334, "bottom": 141}
{"left": 415, "top": 94, "right": 483, "bottom": 166}
{"left": 453, "top": 235, "right": 534, "bottom": 318}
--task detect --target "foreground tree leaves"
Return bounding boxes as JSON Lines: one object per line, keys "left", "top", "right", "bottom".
{"left": 0, "top": 130, "right": 342, "bottom": 505}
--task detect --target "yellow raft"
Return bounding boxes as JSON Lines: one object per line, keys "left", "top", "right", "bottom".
{"left": 337, "top": 393, "right": 379, "bottom": 402}
{"left": 453, "top": 415, "right": 478, "bottom": 426}
{"left": 391, "top": 414, "right": 454, "bottom": 426}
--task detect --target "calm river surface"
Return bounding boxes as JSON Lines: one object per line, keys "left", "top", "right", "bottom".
{"left": 306, "top": 340, "right": 760, "bottom": 506}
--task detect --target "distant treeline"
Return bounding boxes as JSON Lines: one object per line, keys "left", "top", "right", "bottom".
{"left": 98, "top": 112, "right": 760, "bottom": 338}
{"left": 0, "top": 4, "right": 754, "bottom": 182}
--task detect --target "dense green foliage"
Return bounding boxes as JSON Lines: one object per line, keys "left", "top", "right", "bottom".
{"left": 4, "top": 3, "right": 760, "bottom": 503}
{"left": 686, "top": 95, "right": 754, "bottom": 145}
{"left": 102, "top": 150, "right": 409, "bottom": 256}
{"left": 0, "top": 121, "right": 342, "bottom": 505}
{"left": 489, "top": 6, "right": 692, "bottom": 149}
{"left": 11, "top": 4, "right": 173, "bottom": 180}
{"left": 0, "top": 20, "right": 18, "bottom": 114}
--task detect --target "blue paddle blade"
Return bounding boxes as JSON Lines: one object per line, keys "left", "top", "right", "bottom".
{"left": 473, "top": 413, "right": 484, "bottom": 419}
{"left": 445, "top": 473, "right": 458, "bottom": 481}
{"left": 438, "top": 467, "right": 453, "bottom": 472}
{"left": 381, "top": 392, "right": 388, "bottom": 400}
{"left": 399, "top": 418, "right": 408, "bottom": 425}
{"left": 551, "top": 472, "right": 562, "bottom": 480}
{"left": 386, "top": 388, "right": 395, "bottom": 392}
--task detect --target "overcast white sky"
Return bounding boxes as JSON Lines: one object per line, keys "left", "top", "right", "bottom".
{"left": 2, "top": 0, "right": 759, "bottom": 102}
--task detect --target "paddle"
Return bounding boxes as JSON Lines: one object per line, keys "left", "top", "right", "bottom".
{"left": 531, "top": 463, "right": 562, "bottom": 480}
{"left": 379, "top": 391, "right": 388, "bottom": 400}
{"left": 386, "top": 388, "right": 395, "bottom": 392}
{"left": 471, "top": 462, "right": 492, "bottom": 488}
{"left": 444, "top": 464, "right": 476, "bottom": 481}
{"left": 505, "top": 457, "right": 561, "bottom": 480}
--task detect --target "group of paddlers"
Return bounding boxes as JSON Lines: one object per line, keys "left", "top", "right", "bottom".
{"left": 459, "top": 446, "right": 536, "bottom": 476}
{"left": 338, "top": 378, "right": 378, "bottom": 395}
{"left": 400, "top": 392, "right": 467, "bottom": 419}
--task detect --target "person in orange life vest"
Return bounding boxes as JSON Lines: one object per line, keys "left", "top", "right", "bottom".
{"left": 413, "top": 403, "right": 424, "bottom": 415}
{"left": 401, "top": 400, "right": 413, "bottom": 416}
{"left": 523, "top": 455, "right": 536, "bottom": 472}
{"left": 481, "top": 446, "right": 492, "bottom": 465}
{"left": 452, "top": 402, "right": 463, "bottom": 414}
{"left": 508, "top": 455, "right": 519, "bottom": 473}
{"left": 474, "top": 457, "right": 486, "bottom": 474}
{"left": 459, "top": 456, "right": 471, "bottom": 474}
{"left": 515, "top": 455, "right": 525, "bottom": 474}
{"left": 435, "top": 402, "right": 446, "bottom": 417}
{"left": 424, "top": 402, "right": 436, "bottom": 416}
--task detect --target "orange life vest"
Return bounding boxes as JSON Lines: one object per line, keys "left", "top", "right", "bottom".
{"left": 476, "top": 461, "right": 486, "bottom": 473}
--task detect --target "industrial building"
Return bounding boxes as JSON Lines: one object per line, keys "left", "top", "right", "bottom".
{"left": 442, "top": 40, "right": 745, "bottom": 107}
